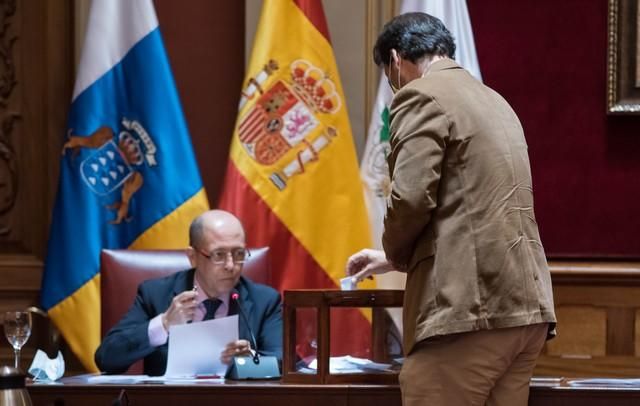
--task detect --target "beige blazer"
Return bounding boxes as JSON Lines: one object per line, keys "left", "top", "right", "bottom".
{"left": 382, "top": 59, "right": 556, "bottom": 354}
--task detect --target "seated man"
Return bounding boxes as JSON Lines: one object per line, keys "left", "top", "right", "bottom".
{"left": 95, "top": 210, "right": 282, "bottom": 376}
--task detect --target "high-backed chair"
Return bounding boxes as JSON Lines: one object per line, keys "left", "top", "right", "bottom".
{"left": 99, "top": 247, "right": 270, "bottom": 374}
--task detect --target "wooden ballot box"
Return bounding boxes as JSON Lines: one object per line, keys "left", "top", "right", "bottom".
{"left": 282, "top": 289, "right": 404, "bottom": 384}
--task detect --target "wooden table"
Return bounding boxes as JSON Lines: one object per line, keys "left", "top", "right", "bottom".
{"left": 28, "top": 376, "right": 640, "bottom": 406}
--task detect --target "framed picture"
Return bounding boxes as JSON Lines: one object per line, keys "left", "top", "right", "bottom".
{"left": 607, "top": 0, "right": 640, "bottom": 114}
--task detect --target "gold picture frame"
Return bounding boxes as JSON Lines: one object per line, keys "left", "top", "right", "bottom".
{"left": 607, "top": 0, "right": 640, "bottom": 114}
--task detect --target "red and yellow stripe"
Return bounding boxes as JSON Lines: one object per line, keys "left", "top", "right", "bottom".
{"left": 221, "top": 0, "right": 373, "bottom": 355}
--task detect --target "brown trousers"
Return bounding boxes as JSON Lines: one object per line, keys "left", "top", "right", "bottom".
{"left": 399, "top": 323, "right": 548, "bottom": 406}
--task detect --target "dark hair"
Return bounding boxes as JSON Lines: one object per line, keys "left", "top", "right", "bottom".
{"left": 373, "top": 12, "right": 456, "bottom": 66}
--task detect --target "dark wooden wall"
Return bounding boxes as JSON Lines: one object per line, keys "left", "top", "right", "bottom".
{"left": 0, "top": 0, "right": 73, "bottom": 369}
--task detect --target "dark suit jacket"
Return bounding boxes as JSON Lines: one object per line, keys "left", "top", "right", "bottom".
{"left": 95, "top": 270, "right": 282, "bottom": 376}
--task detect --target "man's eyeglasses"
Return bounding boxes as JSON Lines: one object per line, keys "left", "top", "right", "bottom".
{"left": 198, "top": 248, "right": 250, "bottom": 265}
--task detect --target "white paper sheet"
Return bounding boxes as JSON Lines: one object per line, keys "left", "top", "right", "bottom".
{"left": 88, "top": 375, "right": 150, "bottom": 384}
{"left": 306, "top": 355, "right": 393, "bottom": 374}
{"left": 164, "top": 315, "right": 238, "bottom": 378}
{"left": 87, "top": 374, "right": 225, "bottom": 384}
{"left": 567, "top": 378, "right": 640, "bottom": 387}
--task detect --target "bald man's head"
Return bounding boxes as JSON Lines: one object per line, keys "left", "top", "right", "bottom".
{"left": 189, "top": 210, "right": 245, "bottom": 249}
{"left": 187, "top": 210, "right": 247, "bottom": 298}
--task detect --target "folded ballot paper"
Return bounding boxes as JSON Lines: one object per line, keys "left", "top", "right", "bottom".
{"left": 340, "top": 277, "right": 357, "bottom": 291}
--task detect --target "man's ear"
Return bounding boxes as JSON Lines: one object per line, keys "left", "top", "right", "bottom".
{"left": 390, "top": 48, "right": 400, "bottom": 65}
{"left": 186, "top": 247, "right": 197, "bottom": 268}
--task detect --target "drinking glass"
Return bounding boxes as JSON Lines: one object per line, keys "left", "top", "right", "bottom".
{"left": 3, "top": 311, "right": 32, "bottom": 370}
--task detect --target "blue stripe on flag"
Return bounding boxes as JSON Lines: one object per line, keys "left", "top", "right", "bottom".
{"left": 42, "top": 28, "right": 203, "bottom": 310}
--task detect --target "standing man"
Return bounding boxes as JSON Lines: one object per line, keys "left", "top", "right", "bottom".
{"left": 347, "top": 12, "right": 556, "bottom": 406}
{"left": 96, "top": 210, "right": 282, "bottom": 376}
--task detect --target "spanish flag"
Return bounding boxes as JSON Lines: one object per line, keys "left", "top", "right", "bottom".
{"left": 220, "top": 0, "right": 374, "bottom": 356}
{"left": 41, "top": 0, "right": 208, "bottom": 371}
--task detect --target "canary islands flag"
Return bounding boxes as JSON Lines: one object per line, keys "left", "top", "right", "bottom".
{"left": 41, "top": 0, "right": 208, "bottom": 371}
{"left": 220, "top": 0, "right": 374, "bottom": 356}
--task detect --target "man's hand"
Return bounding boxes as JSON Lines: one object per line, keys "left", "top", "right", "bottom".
{"left": 346, "top": 248, "right": 397, "bottom": 284}
{"left": 220, "top": 339, "right": 253, "bottom": 365}
{"left": 161, "top": 290, "right": 198, "bottom": 331}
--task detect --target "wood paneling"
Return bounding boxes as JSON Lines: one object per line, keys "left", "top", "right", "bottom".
{"left": 0, "top": 0, "right": 74, "bottom": 369}
{"left": 26, "top": 378, "right": 640, "bottom": 406}
{"left": 535, "top": 261, "right": 640, "bottom": 378}
{"left": 545, "top": 306, "right": 606, "bottom": 357}
{"left": 635, "top": 309, "right": 640, "bottom": 356}
{"left": 606, "top": 307, "right": 635, "bottom": 355}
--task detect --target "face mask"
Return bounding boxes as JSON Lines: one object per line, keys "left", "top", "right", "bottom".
{"left": 387, "top": 53, "right": 401, "bottom": 94}
{"left": 387, "top": 77, "right": 400, "bottom": 94}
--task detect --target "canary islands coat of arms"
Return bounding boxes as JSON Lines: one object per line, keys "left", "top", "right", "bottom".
{"left": 62, "top": 118, "right": 157, "bottom": 224}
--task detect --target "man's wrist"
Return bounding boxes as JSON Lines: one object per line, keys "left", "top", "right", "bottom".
{"left": 148, "top": 313, "right": 169, "bottom": 347}
{"left": 161, "top": 313, "right": 169, "bottom": 332}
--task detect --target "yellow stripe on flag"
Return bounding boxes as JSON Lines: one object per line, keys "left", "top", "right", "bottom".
{"left": 130, "top": 189, "right": 209, "bottom": 249}
{"left": 48, "top": 274, "right": 101, "bottom": 372}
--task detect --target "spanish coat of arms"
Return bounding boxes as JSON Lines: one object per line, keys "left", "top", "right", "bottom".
{"left": 237, "top": 59, "right": 341, "bottom": 190}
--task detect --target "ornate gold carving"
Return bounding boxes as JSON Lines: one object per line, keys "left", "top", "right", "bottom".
{"left": 607, "top": 0, "right": 640, "bottom": 114}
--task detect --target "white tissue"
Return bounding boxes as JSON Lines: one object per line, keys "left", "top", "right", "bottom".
{"left": 28, "top": 350, "right": 65, "bottom": 381}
